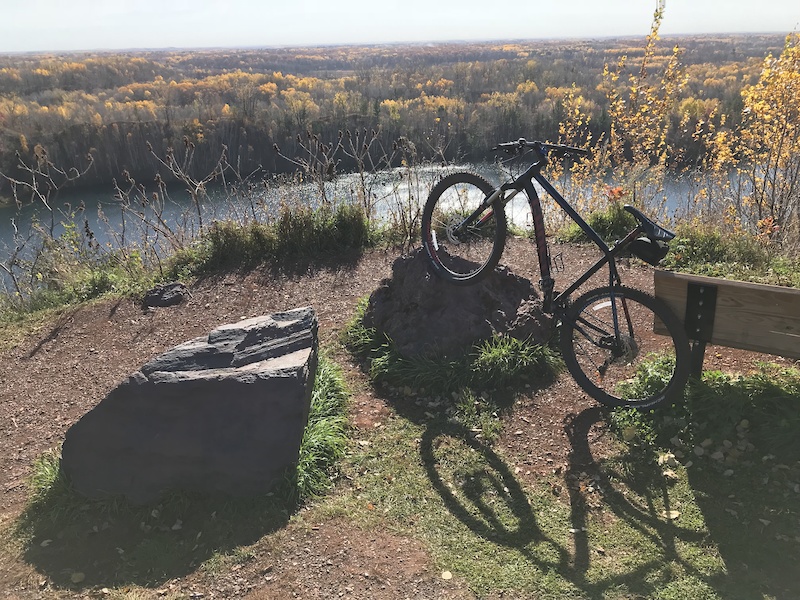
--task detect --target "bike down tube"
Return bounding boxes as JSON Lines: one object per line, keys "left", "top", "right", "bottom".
{"left": 521, "top": 179, "right": 555, "bottom": 309}
{"left": 533, "top": 172, "right": 611, "bottom": 253}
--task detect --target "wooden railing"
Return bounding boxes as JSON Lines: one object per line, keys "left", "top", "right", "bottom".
{"left": 654, "top": 270, "right": 800, "bottom": 375}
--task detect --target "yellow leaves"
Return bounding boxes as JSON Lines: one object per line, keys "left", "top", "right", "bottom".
{"left": 736, "top": 33, "right": 800, "bottom": 222}
{"left": 419, "top": 95, "right": 463, "bottom": 113}
{"left": 515, "top": 80, "right": 539, "bottom": 96}
{"left": 483, "top": 91, "right": 518, "bottom": 111}
{"left": 258, "top": 82, "right": 278, "bottom": 98}
{"left": 432, "top": 78, "right": 454, "bottom": 92}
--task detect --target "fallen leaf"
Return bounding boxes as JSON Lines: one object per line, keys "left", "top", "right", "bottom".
{"left": 661, "top": 510, "right": 680, "bottom": 520}
{"left": 39, "top": 539, "right": 52, "bottom": 548}
{"left": 441, "top": 571, "right": 453, "bottom": 580}
{"left": 662, "top": 469, "right": 679, "bottom": 480}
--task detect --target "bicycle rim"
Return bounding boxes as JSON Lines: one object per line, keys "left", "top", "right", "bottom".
{"left": 422, "top": 173, "right": 506, "bottom": 284}
{"left": 560, "top": 286, "right": 690, "bottom": 409}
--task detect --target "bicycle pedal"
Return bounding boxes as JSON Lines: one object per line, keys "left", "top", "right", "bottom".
{"left": 550, "top": 252, "right": 565, "bottom": 273}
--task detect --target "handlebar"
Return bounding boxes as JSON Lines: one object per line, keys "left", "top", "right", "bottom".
{"left": 494, "top": 138, "right": 591, "bottom": 160}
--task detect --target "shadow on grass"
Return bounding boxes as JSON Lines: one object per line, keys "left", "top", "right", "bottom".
{"left": 419, "top": 420, "right": 557, "bottom": 551}
{"left": 686, "top": 455, "right": 800, "bottom": 598}
{"left": 17, "top": 480, "right": 291, "bottom": 591}
{"left": 416, "top": 407, "right": 749, "bottom": 598}
{"left": 344, "top": 310, "right": 800, "bottom": 597}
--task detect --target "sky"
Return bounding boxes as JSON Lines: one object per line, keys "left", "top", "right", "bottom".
{"left": 0, "top": 0, "right": 799, "bottom": 54}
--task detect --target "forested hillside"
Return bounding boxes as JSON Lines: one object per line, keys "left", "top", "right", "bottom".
{"left": 0, "top": 34, "right": 786, "bottom": 193}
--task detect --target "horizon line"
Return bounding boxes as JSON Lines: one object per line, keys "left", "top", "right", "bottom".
{"left": 0, "top": 30, "right": 793, "bottom": 57}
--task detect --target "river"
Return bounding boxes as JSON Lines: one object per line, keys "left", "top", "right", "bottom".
{"left": 0, "top": 164, "right": 696, "bottom": 291}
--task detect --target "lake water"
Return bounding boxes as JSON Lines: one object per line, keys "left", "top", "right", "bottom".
{"left": 0, "top": 164, "right": 694, "bottom": 291}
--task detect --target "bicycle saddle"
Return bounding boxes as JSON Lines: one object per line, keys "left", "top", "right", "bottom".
{"left": 623, "top": 205, "right": 675, "bottom": 241}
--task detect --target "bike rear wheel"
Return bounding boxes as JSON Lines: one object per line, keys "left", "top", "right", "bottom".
{"left": 560, "top": 286, "right": 690, "bottom": 409}
{"left": 421, "top": 172, "right": 507, "bottom": 285}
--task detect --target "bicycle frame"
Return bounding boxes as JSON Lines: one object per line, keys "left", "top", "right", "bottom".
{"left": 492, "top": 155, "right": 647, "bottom": 325}
{"left": 423, "top": 140, "right": 690, "bottom": 408}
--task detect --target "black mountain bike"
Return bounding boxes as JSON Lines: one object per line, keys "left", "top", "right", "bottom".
{"left": 421, "top": 138, "right": 690, "bottom": 409}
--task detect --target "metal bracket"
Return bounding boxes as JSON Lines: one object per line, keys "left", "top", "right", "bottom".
{"left": 684, "top": 282, "right": 718, "bottom": 376}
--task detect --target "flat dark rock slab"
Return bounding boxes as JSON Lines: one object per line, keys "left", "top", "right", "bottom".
{"left": 61, "top": 307, "right": 318, "bottom": 503}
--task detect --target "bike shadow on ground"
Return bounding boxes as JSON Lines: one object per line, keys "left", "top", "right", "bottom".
{"left": 414, "top": 404, "right": 723, "bottom": 597}
{"left": 417, "top": 419, "right": 572, "bottom": 568}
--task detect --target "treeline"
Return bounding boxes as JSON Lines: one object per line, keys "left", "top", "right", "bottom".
{"left": 0, "top": 34, "right": 788, "bottom": 195}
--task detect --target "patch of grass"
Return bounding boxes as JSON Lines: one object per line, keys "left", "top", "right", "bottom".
{"left": 1, "top": 203, "right": 374, "bottom": 321}
{"left": 663, "top": 223, "right": 800, "bottom": 287}
{"left": 290, "top": 355, "right": 350, "bottom": 501}
{"left": 322, "top": 411, "right": 774, "bottom": 599}
{"left": 342, "top": 298, "right": 562, "bottom": 439}
{"left": 472, "top": 334, "right": 563, "bottom": 388}
{"left": 1, "top": 253, "right": 156, "bottom": 319}
{"left": 168, "top": 203, "right": 374, "bottom": 277}
{"left": 609, "top": 358, "right": 800, "bottom": 461}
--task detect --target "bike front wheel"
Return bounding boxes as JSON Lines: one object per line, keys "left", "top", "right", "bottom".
{"left": 421, "top": 172, "right": 507, "bottom": 285}
{"left": 560, "top": 286, "right": 690, "bottom": 409}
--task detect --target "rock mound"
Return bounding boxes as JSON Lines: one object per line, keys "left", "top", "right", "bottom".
{"left": 363, "top": 249, "right": 550, "bottom": 357}
{"left": 61, "top": 307, "right": 318, "bottom": 503}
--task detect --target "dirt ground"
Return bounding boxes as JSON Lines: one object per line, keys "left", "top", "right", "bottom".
{"left": 0, "top": 238, "right": 783, "bottom": 599}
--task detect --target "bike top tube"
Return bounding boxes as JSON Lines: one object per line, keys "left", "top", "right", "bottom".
{"left": 494, "top": 139, "right": 610, "bottom": 253}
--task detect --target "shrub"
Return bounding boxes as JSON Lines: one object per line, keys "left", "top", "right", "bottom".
{"left": 558, "top": 201, "right": 637, "bottom": 244}
{"left": 168, "top": 203, "right": 373, "bottom": 277}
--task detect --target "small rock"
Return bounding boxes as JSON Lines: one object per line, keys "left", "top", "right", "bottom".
{"left": 142, "top": 282, "right": 189, "bottom": 308}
